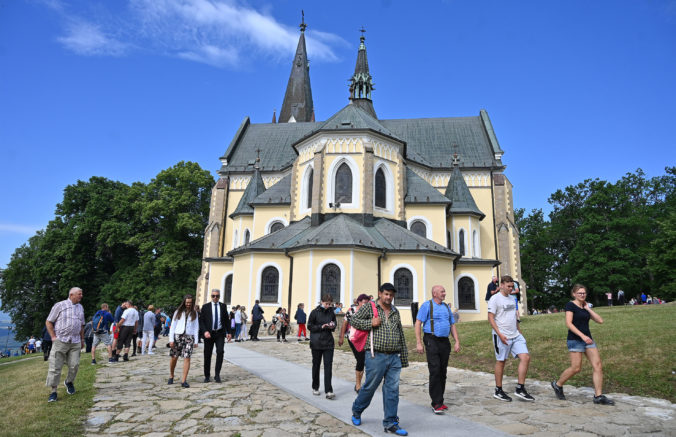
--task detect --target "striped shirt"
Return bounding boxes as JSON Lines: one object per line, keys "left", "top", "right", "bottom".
{"left": 46, "top": 299, "right": 85, "bottom": 343}
{"left": 350, "top": 300, "right": 409, "bottom": 367}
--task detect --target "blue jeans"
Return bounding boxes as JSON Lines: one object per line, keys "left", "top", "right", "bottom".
{"left": 351, "top": 352, "right": 402, "bottom": 428}
{"left": 235, "top": 323, "right": 242, "bottom": 338}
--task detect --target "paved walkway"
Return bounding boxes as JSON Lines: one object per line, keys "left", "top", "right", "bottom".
{"left": 85, "top": 338, "right": 675, "bottom": 436}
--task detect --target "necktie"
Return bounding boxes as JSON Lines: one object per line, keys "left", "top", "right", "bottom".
{"left": 213, "top": 303, "right": 218, "bottom": 330}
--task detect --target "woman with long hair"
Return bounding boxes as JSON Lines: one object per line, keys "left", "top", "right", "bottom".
{"left": 551, "top": 284, "right": 614, "bottom": 405}
{"left": 239, "top": 306, "right": 248, "bottom": 342}
{"left": 338, "top": 294, "right": 370, "bottom": 392}
{"left": 308, "top": 294, "right": 337, "bottom": 399}
{"left": 168, "top": 295, "right": 199, "bottom": 388}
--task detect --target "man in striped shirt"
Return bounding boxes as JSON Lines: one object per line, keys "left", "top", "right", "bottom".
{"left": 45, "top": 287, "right": 85, "bottom": 403}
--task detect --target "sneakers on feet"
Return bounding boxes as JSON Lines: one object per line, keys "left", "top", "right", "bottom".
{"left": 167, "top": 377, "right": 174, "bottom": 385}
{"left": 593, "top": 394, "right": 615, "bottom": 405}
{"left": 108, "top": 358, "right": 114, "bottom": 363}
{"left": 47, "top": 392, "right": 57, "bottom": 402}
{"left": 203, "top": 377, "right": 211, "bottom": 383}
{"left": 432, "top": 404, "right": 445, "bottom": 414}
{"left": 312, "top": 389, "right": 320, "bottom": 396}
{"left": 123, "top": 354, "right": 129, "bottom": 362}
{"left": 493, "top": 387, "right": 512, "bottom": 402}
{"left": 326, "top": 392, "right": 335, "bottom": 399}
{"left": 91, "top": 359, "right": 96, "bottom": 365}
{"left": 148, "top": 351, "right": 154, "bottom": 355}
{"left": 351, "top": 414, "right": 361, "bottom": 426}
{"left": 181, "top": 381, "right": 190, "bottom": 388}
{"left": 384, "top": 423, "right": 408, "bottom": 435}
{"left": 514, "top": 386, "right": 535, "bottom": 402}
{"left": 214, "top": 375, "right": 221, "bottom": 383}
{"left": 64, "top": 381, "right": 75, "bottom": 395}
{"left": 551, "top": 381, "right": 566, "bottom": 400}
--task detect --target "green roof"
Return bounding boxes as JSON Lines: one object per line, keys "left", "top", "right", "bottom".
{"left": 251, "top": 174, "right": 291, "bottom": 205}
{"left": 445, "top": 164, "right": 485, "bottom": 219}
{"left": 230, "top": 169, "right": 266, "bottom": 218}
{"left": 405, "top": 168, "right": 450, "bottom": 204}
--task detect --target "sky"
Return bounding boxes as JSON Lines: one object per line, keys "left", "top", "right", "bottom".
{"left": 1, "top": 0, "right": 675, "bottom": 270}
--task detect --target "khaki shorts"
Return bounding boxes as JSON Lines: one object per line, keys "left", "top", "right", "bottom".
{"left": 93, "top": 331, "right": 112, "bottom": 347}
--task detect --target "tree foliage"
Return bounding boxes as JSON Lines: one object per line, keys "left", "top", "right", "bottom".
{"left": 0, "top": 161, "right": 214, "bottom": 339}
{"left": 517, "top": 168, "right": 675, "bottom": 311}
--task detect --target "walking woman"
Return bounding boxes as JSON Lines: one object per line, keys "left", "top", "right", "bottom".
{"left": 308, "top": 294, "right": 337, "bottom": 399}
{"left": 338, "top": 294, "right": 370, "bottom": 393}
{"left": 168, "top": 295, "right": 199, "bottom": 388}
{"left": 239, "top": 306, "right": 248, "bottom": 341}
{"left": 551, "top": 284, "right": 614, "bottom": 405}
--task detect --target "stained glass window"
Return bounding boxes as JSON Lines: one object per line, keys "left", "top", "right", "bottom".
{"left": 335, "top": 163, "right": 352, "bottom": 203}
{"left": 458, "top": 277, "right": 475, "bottom": 310}
{"left": 375, "top": 168, "right": 386, "bottom": 208}
{"left": 394, "top": 268, "right": 413, "bottom": 306}
{"left": 321, "top": 264, "right": 340, "bottom": 302}
{"left": 261, "top": 266, "right": 279, "bottom": 303}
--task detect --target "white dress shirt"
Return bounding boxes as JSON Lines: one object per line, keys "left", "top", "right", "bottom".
{"left": 169, "top": 310, "right": 199, "bottom": 345}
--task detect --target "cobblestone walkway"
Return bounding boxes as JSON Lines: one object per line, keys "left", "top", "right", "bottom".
{"left": 85, "top": 338, "right": 675, "bottom": 436}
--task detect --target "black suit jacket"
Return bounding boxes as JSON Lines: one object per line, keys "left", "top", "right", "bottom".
{"left": 199, "top": 302, "right": 231, "bottom": 335}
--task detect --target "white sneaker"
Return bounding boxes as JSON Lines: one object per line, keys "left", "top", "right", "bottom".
{"left": 148, "top": 351, "right": 154, "bottom": 355}
{"left": 312, "top": 389, "right": 320, "bottom": 396}
{"left": 326, "top": 392, "right": 335, "bottom": 399}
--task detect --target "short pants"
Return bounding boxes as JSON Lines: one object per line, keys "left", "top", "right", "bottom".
{"left": 492, "top": 332, "right": 529, "bottom": 361}
{"left": 567, "top": 339, "right": 597, "bottom": 352}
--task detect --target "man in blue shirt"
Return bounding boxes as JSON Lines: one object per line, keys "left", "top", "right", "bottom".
{"left": 415, "top": 285, "right": 461, "bottom": 414}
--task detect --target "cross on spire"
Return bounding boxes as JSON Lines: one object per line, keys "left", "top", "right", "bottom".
{"left": 452, "top": 145, "right": 460, "bottom": 166}
{"left": 300, "top": 10, "right": 307, "bottom": 32}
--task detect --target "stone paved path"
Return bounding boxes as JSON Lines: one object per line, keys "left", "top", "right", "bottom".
{"left": 240, "top": 339, "right": 675, "bottom": 437}
{"left": 85, "top": 338, "right": 675, "bottom": 436}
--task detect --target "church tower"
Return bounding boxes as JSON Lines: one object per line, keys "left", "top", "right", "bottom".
{"left": 348, "top": 30, "right": 377, "bottom": 118}
{"left": 278, "top": 14, "right": 314, "bottom": 123}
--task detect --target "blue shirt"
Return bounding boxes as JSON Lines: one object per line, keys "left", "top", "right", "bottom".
{"left": 416, "top": 300, "right": 455, "bottom": 337}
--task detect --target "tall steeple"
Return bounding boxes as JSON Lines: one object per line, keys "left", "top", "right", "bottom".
{"left": 348, "top": 28, "right": 377, "bottom": 118}
{"left": 279, "top": 12, "right": 314, "bottom": 123}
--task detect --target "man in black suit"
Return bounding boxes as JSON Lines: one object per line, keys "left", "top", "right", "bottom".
{"left": 199, "top": 289, "right": 231, "bottom": 383}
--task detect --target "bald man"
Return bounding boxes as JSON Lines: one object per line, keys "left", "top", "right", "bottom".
{"left": 415, "top": 285, "right": 460, "bottom": 414}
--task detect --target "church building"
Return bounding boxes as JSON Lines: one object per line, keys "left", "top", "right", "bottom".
{"left": 196, "top": 21, "right": 524, "bottom": 324}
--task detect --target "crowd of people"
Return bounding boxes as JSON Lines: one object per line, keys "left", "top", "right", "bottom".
{"left": 39, "top": 275, "right": 628, "bottom": 435}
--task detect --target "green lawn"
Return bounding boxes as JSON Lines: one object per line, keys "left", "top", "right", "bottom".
{"left": 339, "top": 303, "right": 676, "bottom": 402}
{"left": 0, "top": 350, "right": 98, "bottom": 437}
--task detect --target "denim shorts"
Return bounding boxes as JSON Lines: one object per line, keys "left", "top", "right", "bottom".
{"left": 567, "top": 339, "right": 597, "bottom": 352}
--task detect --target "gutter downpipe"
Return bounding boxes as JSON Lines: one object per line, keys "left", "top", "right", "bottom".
{"left": 377, "top": 249, "right": 387, "bottom": 288}
{"left": 490, "top": 169, "right": 499, "bottom": 278}
{"left": 285, "top": 249, "right": 294, "bottom": 312}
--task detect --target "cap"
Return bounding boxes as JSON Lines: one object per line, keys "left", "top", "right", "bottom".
{"left": 379, "top": 283, "right": 397, "bottom": 293}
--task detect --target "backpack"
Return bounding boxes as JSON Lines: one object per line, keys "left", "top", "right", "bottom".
{"left": 93, "top": 311, "right": 107, "bottom": 334}
{"left": 349, "top": 301, "right": 378, "bottom": 355}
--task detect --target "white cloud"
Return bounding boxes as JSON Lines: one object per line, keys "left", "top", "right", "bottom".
{"left": 57, "top": 20, "right": 127, "bottom": 56}
{"left": 49, "top": 0, "right": 344, "bottom": 68}
{"left": 0, "top": 223, "right": 42, "bottom": 235}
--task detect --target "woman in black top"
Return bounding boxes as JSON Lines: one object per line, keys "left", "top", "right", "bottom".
{"left": 308, "top": 294, "right": 337, "bottom": 399}
{"left": 551, "top": 284, "right": 614, "bottom": 405}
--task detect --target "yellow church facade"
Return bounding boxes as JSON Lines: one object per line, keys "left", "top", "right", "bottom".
{"left": 196, "top": 26, "right": 524, "bottom": 325}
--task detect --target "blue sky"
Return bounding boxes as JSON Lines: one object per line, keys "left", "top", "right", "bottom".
{"left": 1, "top": 0, "right": 675, "bottom": 269}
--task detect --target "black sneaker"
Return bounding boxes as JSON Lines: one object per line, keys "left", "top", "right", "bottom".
{"left": 551, "top": 381, "right": 566, "bottom": 400}
{"left": 91, "top": 359, "right": 96, "bottom": 365}
{"left": 593, "top": 394, "right": 615, "bottom": 405}
{"left": 123, "top": 354, "right": 129, "bottom": 362}
{"left": 47, "top": 392, "right": 57, "bottom": 402}
{"left": 514, "top": 386, "right": 535, "bottom": 402}
{"left": 384, "top": 423, "right": 408, "bottom": 435}
{"left": 493, "top": 387, "right": 512, "bottom": 402}
{"left": 64, "top": 381, "right": 75, "bottom": 395}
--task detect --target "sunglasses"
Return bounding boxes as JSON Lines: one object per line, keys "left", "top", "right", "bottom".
{"left": 212, "top": 295, "right": 220, "bottom": 298}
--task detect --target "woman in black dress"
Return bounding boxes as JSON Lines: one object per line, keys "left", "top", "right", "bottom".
{"left": 551, "top": 284, "right": 614, "bottom": 405}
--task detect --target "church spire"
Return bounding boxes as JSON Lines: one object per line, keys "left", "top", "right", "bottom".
{"left": 279, "top": 11, "right": 314, "bottom": 123}
{"left": 348, "top": 28, "right": 377, "bottom": 118}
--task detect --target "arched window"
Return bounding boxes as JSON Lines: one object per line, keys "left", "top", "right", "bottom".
{"left": 244, "top": 229, "right": 250, "bottom": 245}
{"left": 306, "top": 168, "right": 313, "bottom": 209}
{"left": 458, "top": 277, "right": 475, "bottom": 310}
{"left": 224, "top": 275, "right": 233, "bottom": 305}
{"left": 375, "top": 167, "right": 386, "bottom": 208}
{"left": 260, "top": 266, "right": 279, "bottom": 303}
{"left": 410, "top": 220, "right": 427, "bottom": 238}
{"left": 335, "top": 163, "right": 352, "bottom": 203}
{"left": 321, "top": 263, "right": 341, "bottom": 303}
{"left": 393, "top": 268, "right": 413, "bottom": 306}
{"left": 459, "top": 229, "right": 465, "bottom": 256}
{"left": 472, "top": 230, "right": 478, "bottom": 257}
{"left": 270, "top": 221, "right": 284, "bottom": 233}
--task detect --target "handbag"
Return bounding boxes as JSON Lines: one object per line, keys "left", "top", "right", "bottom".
{"left": 349, "top": 301, "right": 378, "bottom": 355}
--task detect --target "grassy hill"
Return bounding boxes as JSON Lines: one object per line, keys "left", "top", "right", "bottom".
{"left": 402, "top": 303, "right": 675, "bottom": 402}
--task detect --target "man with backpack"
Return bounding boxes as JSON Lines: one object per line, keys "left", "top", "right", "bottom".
{"left": 91, "top": 303, "right": 115, "bottom": 364}
{"left": 414, "top": 285, "right": 461, "bottom": 414}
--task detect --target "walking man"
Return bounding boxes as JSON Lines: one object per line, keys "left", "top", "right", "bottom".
{"left": 414, "top": 285, "right": 461, "bottom": 414}
{"left": 249, "top": 299, "right": 264, "bottom": 341}
{"left": 199, "top": 289, "right": 231, "bottom": 382}
{"left": 350, "top": 283, "right": 409, "bottom": 436}
{"left": 488, "top": 275, "right": 535, "bottom": 402}
{"left": 45, "top": 287, "right": 85, "bottom": 402}
{"left": 115, "top": 301, "right": 139, "bottom": 362}
{"left": 91, "top": 303, "right": 115, "bottom": 364}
